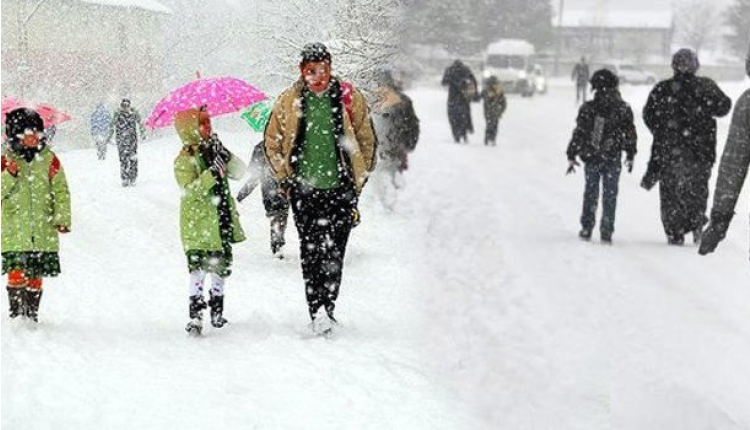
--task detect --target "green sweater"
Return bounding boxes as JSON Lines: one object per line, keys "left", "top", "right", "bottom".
{"left": 299, "top": 90, "right": 340, "bottom": 189}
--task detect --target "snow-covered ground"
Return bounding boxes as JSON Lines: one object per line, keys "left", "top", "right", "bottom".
{"left": 3, "top": 79, "right": 749, "bottom": 429}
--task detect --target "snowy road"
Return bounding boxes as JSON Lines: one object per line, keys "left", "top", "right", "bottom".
{"left": 3, "top": 80, "right": 749, "bottom": 429}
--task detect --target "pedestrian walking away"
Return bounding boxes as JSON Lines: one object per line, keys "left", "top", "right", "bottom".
{"left": 699, "top": 40, "right": 750, "bottom": 259}
{"left": 370, "top": 66, "right": 420, "bottom": 210}
{"left": 566, "top": 69, "right": 637, "bottom": 244}
{"left": 480, "top": 75, "right": 507, "bottom": 146}
{"left": 641, "top": 48, "right": 732, "bottom": 246}
{"left": 442, "top": 59, "right": 478, "bottom": 144}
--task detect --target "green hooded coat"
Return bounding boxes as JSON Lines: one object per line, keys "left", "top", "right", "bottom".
{"left": 2, "top": 146, "right": 71, "bottom": 253}
{"left": 173, "top": 111, "right": 245, "bottom": 253}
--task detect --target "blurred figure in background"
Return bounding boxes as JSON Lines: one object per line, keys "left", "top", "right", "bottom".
{"left": 480, "top": 75, "right": 507, "bottom": 146}
{"left": 91, "top": 103, "right": 111, "bottom": 160}
{"left": 107, "top": 98, "right": 146, "bottom": 186}
{"left": 370, "top": 66, "right": 420, "bottom": 210}
{"left": 442, "top": 59, "right": 477, "bottom": 143}
{"left": 571, "top": 56, "right": 590, "bottom": 104}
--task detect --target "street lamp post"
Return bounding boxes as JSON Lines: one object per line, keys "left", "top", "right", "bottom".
{"left": 554, "top": 0, "right": 565, "bottom": 76}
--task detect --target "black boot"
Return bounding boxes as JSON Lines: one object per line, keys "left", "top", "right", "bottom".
{"left": 186, "top": 295, "right": 207, "bottom": 334}
{"left": 7, "top": 287, "right": 25, "bottom": 319}
{"left": 208, "top": 293, "right": 227, "bottom": 328}
{"left": 24, "top": 289, "right": 42, "bottom": 322}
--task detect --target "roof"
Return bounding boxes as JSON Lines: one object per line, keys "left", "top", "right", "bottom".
{"left": 486, "top": 39, "right": 535, "bottom": 56}
{"left": 80, "top": 0, "right": 172, "bottom": 14}
{"left": 554, "top": 10, "right": 673, "bottom": 29}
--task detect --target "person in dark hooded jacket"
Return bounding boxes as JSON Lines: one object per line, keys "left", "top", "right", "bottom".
{"left": 441, "top": 60, "right": 478, "bottom": 144}
{"left": 641, "top": 49, "right": 732, "bottom": 245}
{"left": 566, "top": 69, "right": 637, "bottom": 243}
{"left": 699, "top": 41, "right": 750, "bottom": 258}
{"left": 480, "top": 75, "right": 507, "bottom": 146}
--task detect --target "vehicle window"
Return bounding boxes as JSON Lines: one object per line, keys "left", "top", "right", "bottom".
{"left": 486, "top": 55, "right": 525, "bottom": 68}
{"left": 620, "top": 65, "right": 636, "bottom": 71}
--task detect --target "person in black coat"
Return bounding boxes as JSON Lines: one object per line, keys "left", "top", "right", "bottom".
{"left": 641, "top": 49, "right": 732, "bottom": 245}
{"left": 236, "top": 141, "right": 290, "bottom": 258}
{"left": 480, "top": 75, "right": 507, "bottom": 146}
{"left": 441, "top": 60, "right": 478, "bottom": 144}
{"left": 566, "top": 69, "right": 637, "bottom": 243}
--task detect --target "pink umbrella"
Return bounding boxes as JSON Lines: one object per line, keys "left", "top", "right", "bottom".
{"left": 1, "top": 97, "right": 73, "bottom": 128}
{"left": 146, "top": 76, "right": 267, "bottom": 129}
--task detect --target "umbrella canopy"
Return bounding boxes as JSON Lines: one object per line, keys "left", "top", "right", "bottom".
{"left": 146, "top": 76, "right": 267, "bottom": 129}
{"left": 1, "top": 97, "right": 73, "bottom": 129}
{"left": 240, "top": 99, "right": 274, "bottom": 133}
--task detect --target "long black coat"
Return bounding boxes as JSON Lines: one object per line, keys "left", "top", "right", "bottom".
{"left": 642, "top": 73, "right": 732, "bottom": 237}
{"left": 643, "top": 73, "right": 732, "bottom": 179}
{"left": 442, "top": 61, "right": 477, "bottom": 141}
{"left": 566, "top": 89, "right": 637, "bottom": 164}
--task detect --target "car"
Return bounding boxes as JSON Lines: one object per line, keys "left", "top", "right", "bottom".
{"left": 482, "top": 39, "right": 536, "bottom": 97}
{"left": 601, "top": 63, "right": 657, "bottom": 85}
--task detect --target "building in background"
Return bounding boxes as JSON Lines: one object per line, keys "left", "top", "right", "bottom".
{"left": 1, "top": 0, "right": 171, "bottom": 148}
{"left": 553, "top": 9, "right": 674, "bottom": 64}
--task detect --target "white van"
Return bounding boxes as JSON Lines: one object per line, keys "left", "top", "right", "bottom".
{"left": 482, "top": 39, "right": 536, "bottom": 97}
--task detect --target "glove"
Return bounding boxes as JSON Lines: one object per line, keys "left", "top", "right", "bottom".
{"left": 698, "top": 214, "right": 733, "bottom": 255}
{"left": 566, "top": 160, "right": 580, "bottom": 175}
{"left": 212, "top": 138, "right": 231, "bottom": 164}
{"left": 56, "top": 225, "right": 70, "bottom": 234}
{"left": 210, "top": 155, "right": 227, "bottom": 178}
{"left": 624, "top": 159, "right": 634, "bottom": 173}
{"left": 640, "top": 173, "right": 657, "bottom": 191}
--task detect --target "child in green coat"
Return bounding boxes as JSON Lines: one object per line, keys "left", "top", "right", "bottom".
{"left": 2, "top": 108, "right": 71, "bottom": 322}
{"left": 173, "top": 108, "right": 246, "bottom": 335}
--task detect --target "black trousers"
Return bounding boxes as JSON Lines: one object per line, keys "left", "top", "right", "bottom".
{"left": 117, "top": 139, "right": 138, "bottom": 184}
{"left": 484, "top": 115, "right": 500, "bottom": 144}
{"left": 290, "top": 184, "right": 355, "bottom": 320}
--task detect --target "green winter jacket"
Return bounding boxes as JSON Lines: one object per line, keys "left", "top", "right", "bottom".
{"left": 1, "top": 146, "right": 71, "bottom": 253}
{"left": 173, "top": 113, "right": 245, "bottom": 253}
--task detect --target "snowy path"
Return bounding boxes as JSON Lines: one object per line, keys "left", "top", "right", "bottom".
{"left": 3, "top": 81, "right": 750, "bottom": 429}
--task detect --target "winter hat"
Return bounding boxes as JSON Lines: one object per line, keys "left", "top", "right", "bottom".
{"left": 672, "top": 48, "right": 700, "bottom": 74}
{"left": 590, "top": 69, "right": 619, "bottom": 91}
{"left": 300, "top": 42, "right": 331, "bottom": 65}
{"left": 5, "top": 108, "right": 44, "bottom": 138}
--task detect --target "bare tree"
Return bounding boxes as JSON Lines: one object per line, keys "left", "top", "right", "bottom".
{"left": 675, "top": 0, "right": 722, "bottom": 56}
